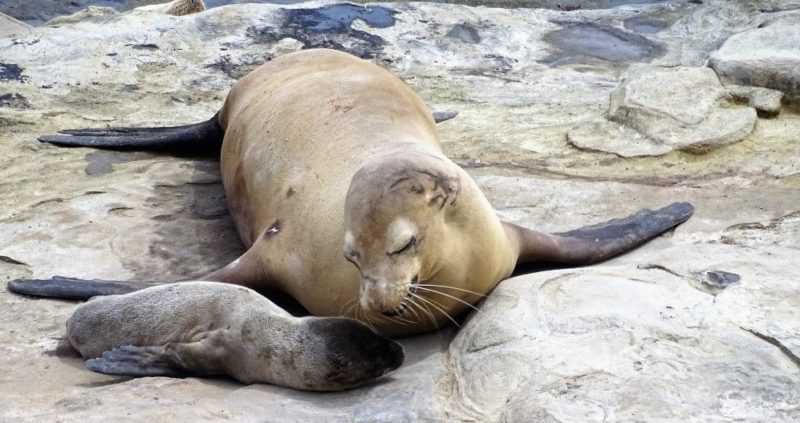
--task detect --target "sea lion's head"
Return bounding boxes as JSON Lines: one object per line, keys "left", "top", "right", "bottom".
{"left": 299, "top": 317, "right": 404, "bottom": 390}
{"left": 343, "top": 153, "right": 461, "bottom": 318}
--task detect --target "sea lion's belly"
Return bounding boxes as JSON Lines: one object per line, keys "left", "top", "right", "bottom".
{"left": 218, "top": 49, "right": 440, "bottom": 316}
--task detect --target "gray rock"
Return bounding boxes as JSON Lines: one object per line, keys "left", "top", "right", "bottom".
{"left": 728, "top": 84, "right": 784, "bottom": 117}
{"left": 749, "top": 87, "right": 784, "bottom": 117}
{"left": 709, "top": 14, "right": 800, "bottom": 97}
{"left": 568, "top": 66, "right": 757, "bottom": 157}
{"left": 444, "top": 268, "right": 800, "bottom": 422}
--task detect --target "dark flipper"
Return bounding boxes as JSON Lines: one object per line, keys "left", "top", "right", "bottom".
{"left": 86, "top": 333, "right": 226, "bottom": 378}
{"left": 7, "top": 276, "right": 143, "bottom": 300}
{"left": 507, "top": 202, "right": 694, "bottom": 266}
{"left": 432, "top": 110, "right": 458, "bottom": 123}
{"left": 86, "top": 345, "right": 185, "bottom": 377}
{"left": 38, "top": 112, "right": 224, "bottom": 153}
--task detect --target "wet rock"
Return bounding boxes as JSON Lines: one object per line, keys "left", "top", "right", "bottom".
{"left": 0, "top": 93, "right": 31, "bottom": 109}
{"left": 542, "top": 23, "right": 664, "bottom": 65}
{"left": 246, "top": 3, "right": 396, "bottom": 59}
{"left": 709, "top": 15, "right": 800, "bottom": 97}
{"left": 568, "top": 66, "right": 756, "bottom": 157}
{"left": 446, "top": 23, "right": 481, "bottom": 44}
{"left": 700, "top": 270, "right": 740, "bottom": 290}
{"left": 623, "top": 15, "right": 670, "bottom": 34}
{"left": 0, "top": 62, "right": 26, "bottom": 82}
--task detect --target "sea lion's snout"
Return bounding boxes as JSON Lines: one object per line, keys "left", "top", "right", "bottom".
{"left": 382, "top": 337, "right": 405, "bottom": 371}
{"left": 303, "top": 317, "right": 405, "bottom": 390}
{"left": 358, "top": 275, "right": 417, "bottom": 317}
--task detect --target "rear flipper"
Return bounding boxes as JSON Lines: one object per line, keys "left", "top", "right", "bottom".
{"left": 506, "top": 202, "right": 694, "bottom": 266}
{"left": 7, "top": 276, "right": 144, "bottom": 300}
{"left": 38, "top": 110, "right": 456, "bottom": 153}
{"left": 86, "top": 335, "right": 225, "bottom": 378}
{"left": 38, "top": 112, "right": 224, "bottom": 153}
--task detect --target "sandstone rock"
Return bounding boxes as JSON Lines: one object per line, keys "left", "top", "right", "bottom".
{"left": 444, "top": 266, "right": 800, "bottom": 422}
{"left": 709, "top": 14, "right": 800, "bottom": 97}
{"left": 566, "top": 118, "right": 673, "bottom": 158}
{"left": 727, "top": 84, "right": 784, "bottom": 117}
{"left": 567, "top": 66, "right": 757, "bottom": 157}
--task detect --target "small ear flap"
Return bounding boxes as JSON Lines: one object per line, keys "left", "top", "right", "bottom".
{"left": 422, "top": 169, "right": 461, "bottom": 209}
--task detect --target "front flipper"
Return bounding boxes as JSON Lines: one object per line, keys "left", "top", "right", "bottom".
{"left": 506, "top": 202, "right": 694, "bottom": 266}
{"left": 86, "top": 333, "right": 227, "bottom": 379}
{"left": 7, "top": 276, "right": 143, "bottom": 300}
{"left": 86, "top": 345, "right": 186, "bottom": 377}
{"left": 432, "top": 110, "right": 458, "bottom": 123}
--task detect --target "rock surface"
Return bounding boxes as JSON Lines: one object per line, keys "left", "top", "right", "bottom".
{"left": 1, "top": 0, "right": 799, "bottom": 421}
{"left": 568, "top": 65, "right": 757, "bottom": 157}
{"left": 710, "top": 12, "right": 800, "bottom": 98}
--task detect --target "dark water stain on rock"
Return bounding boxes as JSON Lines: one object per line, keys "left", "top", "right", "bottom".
{"left": 0, "top": 62, "right": 26, "bottom": 82}
{"left": 286, "top": 3, "right": 395, "bottom": 31}
{"left": 247, "top": 4, "right": 396, "bottom": 59}
{"left": 0, "top": 93, "right": 31, "bottom": 109}
{"left": 623, "top": 16, "right": 671, "bottom": 34}
{"left": 542, "top": 23, "right": 664, "bottom": 65}
{"left": 447, "top": 23, "right": 481, "bottom": 44}
{"left": 84, "top": 150, "right": 153, "bottom": 176}
{"left": 700, "top": 270, "right": 740, "bottom": 290}
{"left": 205, "top": 54, "right": 268, "bottom": 80}
{"left": 193, "top": 160, "right": 221, "bottom": 176}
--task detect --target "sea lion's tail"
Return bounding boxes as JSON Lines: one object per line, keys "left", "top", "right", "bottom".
{"left": 7, "top": 276, "right": 145, "bottom": 300}
{"left": 37, "top": 113, "right": 224, "bottom": 153}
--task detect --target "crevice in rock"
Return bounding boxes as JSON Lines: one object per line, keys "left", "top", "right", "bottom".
{"left": 637, "top": 263, "right": 687, "bottom": 279}
{"left": 742, "top": 327, "right": 800, "bottom": 373}
{"left": 725, "top": 210, "right": 800, "bottom": 232}
{"left": 0, "top": 255, "right": 29, "bottom": 266}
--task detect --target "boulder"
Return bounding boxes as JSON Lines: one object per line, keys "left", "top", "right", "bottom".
{"left": 568, "top": 66, "right": 757, "bottom": 157}
{"left": 709, "top": 14, "right": 800, "bottom": 98}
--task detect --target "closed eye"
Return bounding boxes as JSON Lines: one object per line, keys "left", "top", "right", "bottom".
{"left": 344, "top": 249, "right": 360, "bottom": 266}
{"left": 390, "top": 236, "right": 416, "bottom": 256}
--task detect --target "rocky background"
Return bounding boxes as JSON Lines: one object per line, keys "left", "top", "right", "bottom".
{"left": 1, "top": 0, "right": 799, "bottom": 421}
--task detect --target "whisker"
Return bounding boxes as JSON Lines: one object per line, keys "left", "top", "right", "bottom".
{"left": 415, "top": 286, "right": 483, "bottom": 314}
{"left": 340, "top": 297, "right": 357, "bottom": 317}
{"left": 408, "top": 295, "right": 438, "bottom": 329}
{"left": 359, "top": 308, "right": 378, "bottom": 332}
{"left": 416, "top": 283, "right": 487, "bottom": 298}
{"left": 414, "top": 293, "right": 460, "bottom": 328}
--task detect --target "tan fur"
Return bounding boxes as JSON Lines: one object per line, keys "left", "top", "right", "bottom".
{"left": 210, "top": 50, "right": 518, "bottom": 336}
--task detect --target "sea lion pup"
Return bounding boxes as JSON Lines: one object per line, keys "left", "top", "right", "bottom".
{"left": 135, "top": 0, "right": 205, "bottom": 16}
{"left": 8, "top": 49, "right": 694, "bottom": 337}
{"left": 67, "top": 281, "right": 404, "bottom": 390}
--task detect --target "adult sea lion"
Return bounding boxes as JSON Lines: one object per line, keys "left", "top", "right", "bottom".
{"left": 9, "top": 48, "right": 694, "bottom": 341}
{"left": 66, "top": 282, "right": 403, "bottom": 391}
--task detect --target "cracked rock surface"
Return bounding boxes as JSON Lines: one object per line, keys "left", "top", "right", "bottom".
{"left": 1, "top": 0, "right": 799, "bottom": 421}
